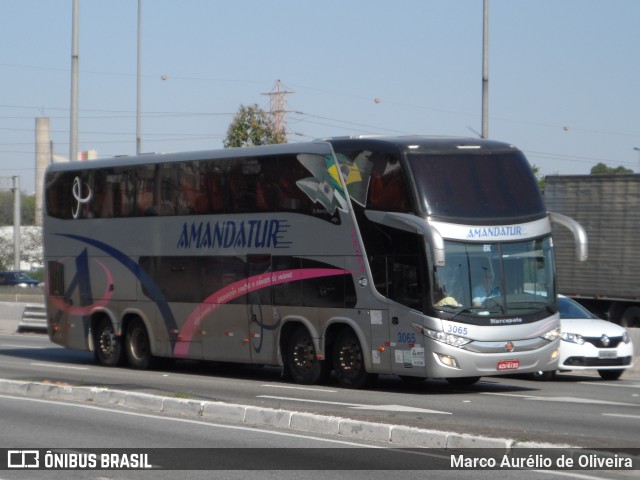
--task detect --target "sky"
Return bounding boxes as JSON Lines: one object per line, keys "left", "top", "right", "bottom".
{"left": 1, "top": 0, "right": 639, "bottom": 194}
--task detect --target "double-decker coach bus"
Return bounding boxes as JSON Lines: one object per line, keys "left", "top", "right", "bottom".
{"left": 43, "top": 136, "right": 587, "bottom": 388}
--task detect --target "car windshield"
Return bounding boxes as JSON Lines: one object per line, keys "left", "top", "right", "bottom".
{"left": 558, "top": 297, "right": 597, "bottom": 319}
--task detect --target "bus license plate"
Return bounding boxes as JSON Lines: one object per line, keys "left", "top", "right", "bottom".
{"left": 497, "top": 360, "right": 520, "bottom": 371}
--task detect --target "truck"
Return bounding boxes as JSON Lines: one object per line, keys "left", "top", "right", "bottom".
{"left": 544, "top": 174, "right": 640, "bottom": 327}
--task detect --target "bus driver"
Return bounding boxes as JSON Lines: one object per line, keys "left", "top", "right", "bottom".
{"left": 472, "top": 270, "right": 500, "bottom": 307}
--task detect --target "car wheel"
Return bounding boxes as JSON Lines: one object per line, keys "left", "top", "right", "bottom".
{"left": 620, "top": 306, "right": 640, "bottom": 328}
{"left": 598, "top": 369, "right": 624, "bottom": 380}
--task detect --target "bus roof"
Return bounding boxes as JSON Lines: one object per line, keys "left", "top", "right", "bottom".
{"left": 45, "top": 135, "right": 519, "bottom": 173}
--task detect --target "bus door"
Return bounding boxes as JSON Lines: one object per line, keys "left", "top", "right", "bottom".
{"left": 247, "top": 255, "right": 279, "bottom": 364}
{"left": 386, "top": 254, "right": 428, "bottom": 377}
{"left": 201, "top": 256, "right": 251, "bottom": 363}
{"left": 387, "top": 302, "right": 427, "bottom": 377}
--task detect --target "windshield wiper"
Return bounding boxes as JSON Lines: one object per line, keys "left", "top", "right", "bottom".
{"left": 448, "top": 306, "right": 474, "bottom": 322}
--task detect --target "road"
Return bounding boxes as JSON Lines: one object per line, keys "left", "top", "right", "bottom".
{"left": 0, "top": 393, "right": 634, "bottom": 480}
{"left": 1, "top": 332, "right": 639, "bottom": 450}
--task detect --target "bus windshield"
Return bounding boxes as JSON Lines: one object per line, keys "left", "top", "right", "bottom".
{"left": 432, "top": 237, "right": 556, "bottom": 318}
{"left": 407, "top": 151, "right": 545, "bottom": 220}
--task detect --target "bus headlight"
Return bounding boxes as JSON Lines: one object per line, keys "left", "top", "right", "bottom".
{"left": 423, "top": 328, "right": 471, "bottom": 347}
{"left": 542, "top": 326, "right": 561, "bottom": 342}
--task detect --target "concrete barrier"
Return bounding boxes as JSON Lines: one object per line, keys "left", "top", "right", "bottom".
{"left": 0, "top": 300, "right": 46, "bottom": 332}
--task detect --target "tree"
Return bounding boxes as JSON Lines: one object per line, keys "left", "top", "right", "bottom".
{"left": 223, "top": 104, "right": 286, "bottom": 148}
{"left": 590, "top": 163, "right": 633, "bottom": 175}
{"left": 0, "top": 191, "right": 36, "bottom": 226}
{"left": 530, "top": 164, "right": 545, "bottom": 192}
{"left": 0, "top": 226, "right": 42, "bottom": 270}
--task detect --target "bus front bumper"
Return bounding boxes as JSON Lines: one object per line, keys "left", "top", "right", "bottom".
{"left": 423, "top": 339, "right": 560, "bottom": 378}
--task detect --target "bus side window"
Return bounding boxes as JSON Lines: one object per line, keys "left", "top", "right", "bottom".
{"left": 94, "top": 179, "right": 114, "bottom": 218}
{"left": 277, "top": 155, "right": 314, "bottom": 213}
{"left": 272, "top": 256, "right": 301, "bottom": 306}
{"left": 176, "top": 162, "right": 199, "bottom": 214}
{"left": 115, "top": 174, "right": 135, "bottom": 217}
{"left": 255, "top": 158, "right": 276, "bottom": 211}
{"left": 47, "top": 171, "right": 77, "bottom": 219}
{"left": 190, "top": 163, "right": 224, "bottom": 214}
{"left": 203, "top": 256, "right": 247, "bottom": 304}
{"left": 367, "top": 154, "right": 409, "bottom": 212}
{"left": 228, "top": 160, "right": 256, "bottom": 213}
{"left": 158, "top": 164, "right": 179, "bottom": 216}
{"left": 133, "top": 165, "right": 156, "bottom": 216}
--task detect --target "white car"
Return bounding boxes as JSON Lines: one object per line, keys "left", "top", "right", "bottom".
{"left": 534, "top": 295, "right": 634, "bottom": 380}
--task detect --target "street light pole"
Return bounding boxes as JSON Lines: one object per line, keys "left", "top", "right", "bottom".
{"left": 70, "top": 0, "right": 79, "bottom": 162}
{"left": 634, "top": 147, "right": 640, "bottom": 173}
{"left": 136, "top": 0, "right": 142, "bottom": 155}
{"left": 12, "top": 176, "right": 20, "bottom": 270}
{"left": 481, "top": 0, "right": 489, "bottom": 139}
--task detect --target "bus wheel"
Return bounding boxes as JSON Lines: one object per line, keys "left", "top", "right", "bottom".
{"left": 332, "top": 329, "right": 377, "bottom": 389}
{"left": 125, "top": 319, "right": 153, "bottom": 370}
{"left": 286, "top": 326, "right": 329, "bottom": 385}
{"left": 94, "top": 317, "right": 122, "bottom": 366}
{"left": 445, "top": 376, "right": 481, "bottom": 386}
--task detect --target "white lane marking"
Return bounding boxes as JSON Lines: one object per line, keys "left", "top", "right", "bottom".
{"left": 524, "top": 396, "right": 638, "bottom": 407}
{"left": 533, "top": 470, "right": 624, "bottom": 480}
{"left": 481, "top": 392, "right": 532, "bottom": 398}
{"left": 482, "top": 392, "right": 637, "bottom": 407}
{"left": 260, "top": 384, "right": 337, "bottom": 393}
{"left": 580, "top": 381, "right": 640, "bottom": 389}
{"left": 0, "top": 393, "right": 405, "bottom": 448}
{"left": 602, "top": 413, "right": 640, "bottom": 421}
{"left": 0, "top": 344, "right": 47, "bottom": 349}
{"left": 257, "top": 395, "right": 451, "bottom": 414}
{"left": 30, "top": 362, "right": 89, "bottom": 371}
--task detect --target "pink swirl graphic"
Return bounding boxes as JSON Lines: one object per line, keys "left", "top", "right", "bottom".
{"left": 49, "top": 259, "right": 114, "bottom": 316}
{"left": 173, "top": 268, "right": 349, "bottom": 357}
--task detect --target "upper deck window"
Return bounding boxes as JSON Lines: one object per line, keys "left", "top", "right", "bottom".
{"left": 333, "top": 147, "right": 411, "bottom": 213}
{"left": 407, "top": 151, "right": 545, "bottom": 221}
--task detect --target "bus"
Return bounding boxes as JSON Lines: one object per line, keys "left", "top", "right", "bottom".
{"left": 43, "top": 136, "right": 587, "bottom": 388}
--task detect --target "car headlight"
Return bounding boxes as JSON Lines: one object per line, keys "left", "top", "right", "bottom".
{"left": 623, "top": 331, "right": 631, "bottom": 344}
{"left": 423, "top": 328, "right": 471, "bottom": 347}
{"left": 542, "top": 326, "right": 561, "bottom": 342}
{"left": 561, "top": 332, "right": 585, "bottom": 344}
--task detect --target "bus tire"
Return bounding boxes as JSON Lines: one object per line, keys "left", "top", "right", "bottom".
{"left": 286, "top": 326, "right": 329, "bottom": 385}
{"left": 445, "top": 376, "right": 481, "bottom": 386}
{"left": 125, "top": 319, "right": 153, "bottom": 370}
{"left": 94, "top": 317, "right": 122, "bottom": 367}
{"left": 332, "top": 328, "right": 377, "bottom": 389}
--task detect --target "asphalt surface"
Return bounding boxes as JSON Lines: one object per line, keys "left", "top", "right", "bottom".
{"left": 1, "top": 302, "right": 639, "bottom": 453}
